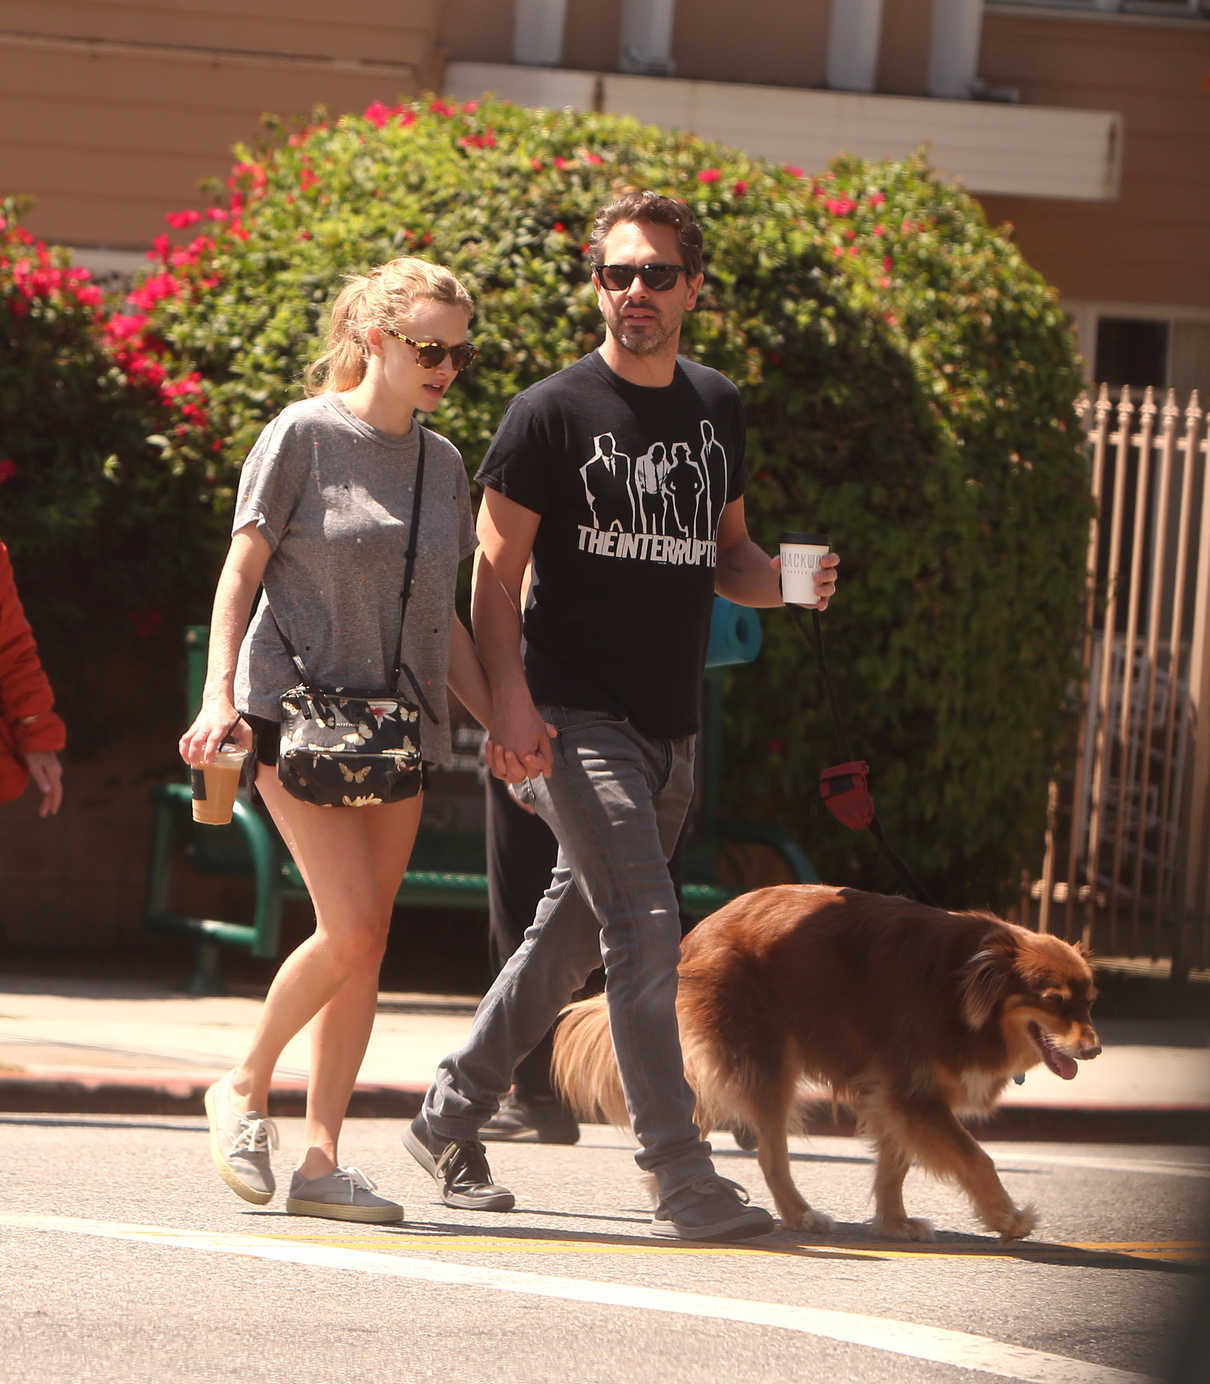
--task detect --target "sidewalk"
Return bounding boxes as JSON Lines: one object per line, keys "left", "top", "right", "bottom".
{"left": 2, "top": 971, "right": 1207, "bottom": 1143}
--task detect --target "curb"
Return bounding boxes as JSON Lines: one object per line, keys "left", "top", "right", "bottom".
{"left": 0, "top": 1074, "right": 424, "bottom": 1121}
{"left": 2, "top": 1075, "right": 1207, "bottom": 1144}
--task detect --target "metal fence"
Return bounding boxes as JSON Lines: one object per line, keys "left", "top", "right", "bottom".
{"left": 1025, "top": 385, "right": 1210, "bottom": 973}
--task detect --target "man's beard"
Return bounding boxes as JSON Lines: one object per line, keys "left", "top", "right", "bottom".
{"left": 605, "top": 303, "right": 674, "bottom": 356}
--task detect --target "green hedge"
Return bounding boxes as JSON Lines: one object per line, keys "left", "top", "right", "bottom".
{"left": 7, "top": 98, "right": 1092, "bottom": 901}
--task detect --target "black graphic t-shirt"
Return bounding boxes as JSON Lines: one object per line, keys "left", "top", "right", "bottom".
{"left": 476, "top": 351, "right": 748, "bottom": 738}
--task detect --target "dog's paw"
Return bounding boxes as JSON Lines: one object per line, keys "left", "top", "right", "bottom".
{"left": 781, "top": 1206, "right": 834, "bottom": 1235}
{"left": 872, "top": 1215, "right": 935, "bottom": 1242}
{"left": 993, "top": 1203, "right": 1037, "bottom": 1243}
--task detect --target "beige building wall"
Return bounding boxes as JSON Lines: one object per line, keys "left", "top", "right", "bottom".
{"left": 979, "top": 9, "right": 1210, "bottom": 312}
{"left": 0, "top": 0, "right": 444, "bottom": 249}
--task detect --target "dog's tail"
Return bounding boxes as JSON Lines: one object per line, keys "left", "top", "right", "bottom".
{"left": 551, "top": 995, "right": 631, "bottom": 1128}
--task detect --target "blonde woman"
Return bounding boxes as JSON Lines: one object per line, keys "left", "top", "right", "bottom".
{"left": 181, "top": 258, "right": 503, "bottom": 1222}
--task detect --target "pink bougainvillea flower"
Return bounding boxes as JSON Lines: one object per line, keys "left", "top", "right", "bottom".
{"left": 585, "top": 152, "right": 603, "bottom": 165}
{"left": 165, "top": 209, "right": 202, "bottom": 229}
{"left": 869, "top": 190, "right": 886, "bottom": 206}
{"left": 429, "top": 98, "right": 455, "bottom": 117}
{"left": 554, "top": 156, "right": 570, "bottom": 171}
{"left": 0, "top": 458, "right": 17, "bottom": 484}
{"left": 363, "top": 100, "right": 395, "bottom": 128}
{"left": 698, "top": 168, "right": 720, "bottom": 184}
{"left": 781, "top": 165, "right": 804, "bottom": 178}
{"left": 530, "top": 157, "right": 543, "bottom": 171}
{"left": 733, "top": 180, "right": 748, "bottom": 196}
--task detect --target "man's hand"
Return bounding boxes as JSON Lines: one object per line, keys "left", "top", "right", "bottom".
{"left": 485, "top": 691, "right": 558, "bottom": 783}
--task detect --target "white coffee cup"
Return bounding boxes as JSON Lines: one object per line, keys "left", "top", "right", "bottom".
{"left": 779, "top": 531, "right": 831, "bottom": 607}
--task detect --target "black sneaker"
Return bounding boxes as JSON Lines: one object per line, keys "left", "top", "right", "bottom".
{"left": 482, "top": 1092, "right": 580, "bottom": 1145}
{"left": 651, "top": 1175, "right": 777, "bottom": 1242}
{"left": 402, "top": 1114, "right": 515, "bottom": 1212}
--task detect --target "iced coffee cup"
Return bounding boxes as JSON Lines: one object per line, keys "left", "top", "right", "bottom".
{"left": 780, "top": 531, "right": 831, "bottom": 607}
{"left": 191, "top": 746, "right": 247, "bottom": 826}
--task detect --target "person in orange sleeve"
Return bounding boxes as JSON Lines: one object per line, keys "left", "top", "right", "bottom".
{"left": 0, "top": 540, "right": 65, "bottom": 816}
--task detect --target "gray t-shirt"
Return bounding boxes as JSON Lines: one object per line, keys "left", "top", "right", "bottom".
{"left": 232, "top": 394, "right": 476, "bottom": 767}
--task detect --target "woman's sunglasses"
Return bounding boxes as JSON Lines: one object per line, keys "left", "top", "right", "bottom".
{"left": 596, "top": 263, "right": 689, "bottom": 293}
{"left": 381, "top": 326, "right": 478, "bottom": 372}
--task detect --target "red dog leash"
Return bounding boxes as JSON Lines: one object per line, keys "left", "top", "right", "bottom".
{"left": 789, "top": 605, "right": 937, "bottom": 907}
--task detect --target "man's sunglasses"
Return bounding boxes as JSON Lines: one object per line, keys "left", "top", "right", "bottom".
{"left": 381, "top": 326, "right": 478, "bottom": 372}
{"left": 596, "top": 263, "right": 689, "bottom": 293}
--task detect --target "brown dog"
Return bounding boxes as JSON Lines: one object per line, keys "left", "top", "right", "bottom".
{"left": 552, "top": 883, "right": 1101, "bottom": 1241}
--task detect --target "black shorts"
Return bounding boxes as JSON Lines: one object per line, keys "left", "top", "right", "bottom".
{"left": 244, "top": 714, "right": 280, "bottom": 768}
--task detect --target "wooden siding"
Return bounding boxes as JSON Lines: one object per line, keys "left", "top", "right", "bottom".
{"left": 0, "top": 2, "right": 443, "bottom": 248}
{"left": 979, "top": 10, "right": 1210, "bottom": 309}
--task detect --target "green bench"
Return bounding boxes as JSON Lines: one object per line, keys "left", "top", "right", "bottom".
{"left": 143, "top": 607, "right": 816, "bottom": 993}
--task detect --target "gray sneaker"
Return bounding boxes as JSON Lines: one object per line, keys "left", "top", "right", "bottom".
{"left": 286, "top": 1166, "right": 403, "bottom": 1223}
{"left": 402, "top": 1114, "right": 515, "bottom": 1211}
{"left": 204, "top": 1075, "right": 278, "bottom": 1205}
{"left": 651, "top": 1175, "right": 777, "bottom": 1242}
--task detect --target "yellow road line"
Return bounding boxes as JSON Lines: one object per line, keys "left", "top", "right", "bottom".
{"left": 268, "top": 1231, "right": 1208, "bottom": 1265}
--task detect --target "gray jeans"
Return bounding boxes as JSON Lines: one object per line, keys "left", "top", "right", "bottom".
{"left": 422, "top": 706, "right": 714, "bottom": 1196}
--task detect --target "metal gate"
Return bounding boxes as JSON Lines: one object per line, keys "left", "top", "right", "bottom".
{"left": 1027, "top": 386, "right": 1210, "bottom": 973}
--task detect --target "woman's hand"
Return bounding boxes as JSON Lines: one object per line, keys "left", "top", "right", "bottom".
{"left": 179, "top": 702, "right": 252, "bottom": 768}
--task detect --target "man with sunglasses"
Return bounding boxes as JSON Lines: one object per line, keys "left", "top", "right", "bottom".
{"left": 403, "top": 191, "right": 839, "bottom": 1240}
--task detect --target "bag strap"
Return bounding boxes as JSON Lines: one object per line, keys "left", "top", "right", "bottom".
{"left": 390, "top": 426, "right": 426, "bottom": 689}
{"left": 270, "top": 426, "right": 428, "bottom": 691}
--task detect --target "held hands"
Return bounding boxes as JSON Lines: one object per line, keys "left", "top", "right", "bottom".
{"left": 772, "top": 550, "right": 840, "bottom": 611}
{"left": 484, "top": 694, "right": 558, "bottom": 785}
{"left": 179, "top": 700, "right": 253, "bottom": 770}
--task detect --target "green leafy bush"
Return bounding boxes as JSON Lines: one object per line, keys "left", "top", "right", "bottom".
{"left": 124, "top": 97, "right": 1088, "bottom": 902}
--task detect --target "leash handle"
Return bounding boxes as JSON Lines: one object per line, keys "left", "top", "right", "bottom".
{"left": 788, "top": 604, "right": 939, "bottom": 908}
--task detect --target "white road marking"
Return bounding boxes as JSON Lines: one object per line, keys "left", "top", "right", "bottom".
{"left": 1, "top": 1212, "right": 1155, "bottom": 1384}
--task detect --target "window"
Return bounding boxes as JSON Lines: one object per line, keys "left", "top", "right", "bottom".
{"left": 1067, "top": 304, "right": 1210, "bottom": 395}
{"left": 1094, "top": 318, "right": 1169, "bottom": 392}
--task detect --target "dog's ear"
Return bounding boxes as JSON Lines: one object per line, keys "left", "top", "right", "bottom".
{"left": 960, "top": 932, "right": 1016, "bottom": 1031}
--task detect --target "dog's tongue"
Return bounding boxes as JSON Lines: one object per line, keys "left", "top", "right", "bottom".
{"left": 1044, "top": 1046, "right": 1078, "bottom": 1081}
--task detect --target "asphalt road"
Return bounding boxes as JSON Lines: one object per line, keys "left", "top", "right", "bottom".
{"left": 2, "top": 1116, "right": 1207, "bottom": 1384}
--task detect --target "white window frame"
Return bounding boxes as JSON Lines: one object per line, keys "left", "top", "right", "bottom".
{"left": 1065, "top": 300, "right": 1210, "bottom": 394}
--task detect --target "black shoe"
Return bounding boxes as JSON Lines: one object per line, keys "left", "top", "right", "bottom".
{"left": 651, "top": 1175, "right": 777, "bottom": 1242}
{"left": 482, "top": 1092, "right": 580, "bottom": 1145}
{"left": 402, "top": 1115, "right": 515, "bottom": 1212}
